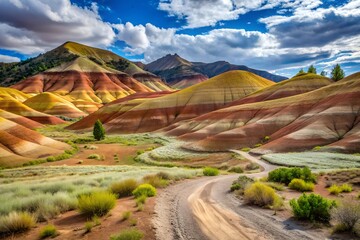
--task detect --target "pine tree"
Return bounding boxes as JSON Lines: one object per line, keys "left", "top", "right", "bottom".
{"left": 93, "top": 119, "right": 105, "bottom": 141}
{"left": 331, "top": 64, "right": 345, "bottom": 82}
{"left": 320, "top": 70, "right": 327, "bottom": 77}
{"left": 307, "top": 65, "right": 317, "bottom": 74}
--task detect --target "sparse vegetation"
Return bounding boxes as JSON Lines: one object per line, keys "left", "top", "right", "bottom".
{"left": 142, "top": 174, "right": 169, "bottom": 188}
{"left": 228, "top": 166, "right": 243, "bottom": 173}
{"left": 328, "top": 184, "right": 352, "bottom": 195}
{"left": 268, "top": 167, "right": 316, "bottom": 185}
{"left": 87, "top": 154, "right": 101, "bottom": 160}
{"left": 290, "top": 193, "right": 336, "bottom": 222}
{"left": 78, "top": 191, "right": 116, "bottom": 217}
{"left": 244, "top": 182, "right": 283, "bottom": 208}
{"left": 122, "top": 211, "right": 132, "bottom": 221}
{"left": 203, "top": 167, "right": 219, "bottom": 176}
{"left": 288, "top": 179, "right": 314, "bottom": 192}
{"left": 110, "top": 228, "right": 144, "bottom": 240}
{"left": 110, "top": 179, "right": 138, "bottom": 198}
{"left": 230, "top": 176, "right": 254, "bottom": 194}
{"left": 331, "top": 199, "right": 360, "bottom": 236}
{"left": 245, "top": 162, "right": 260, "bottom": 171}
{"left": 132, "top": 184, "right": 156, "bottom": 198}
{"left": 93, "top": 120, "right": 105, "bottom": 141}
{"left": 39, "top": 224, "right": 58, "bottom": 239}
{"left": 135, "top": 195, "right": 147, "bottom": 206}
{"left": 0, "top": 212, "right": 36, "bottom": 234}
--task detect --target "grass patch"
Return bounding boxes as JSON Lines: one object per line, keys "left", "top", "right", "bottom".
{"left": 39, "top": 224, "right": 58, "bottom": 239}
{"left": 203, "top": 167, "right": 219, "bottom": 176}
{"left": 142, "top": 174, "right": 169, "bottom": 188}
{"left": 110, "top": 228, "right": 144, "bottom": 240}
{"left": 132, "top": 184, "right": 156, "bottom": 198}
{"left": 78, "top": 191, "right": 116, "bottom": 217}
{"left": 122, "top": 211, "right": 132, "bottom": 221}
{"left": 328, "top": 184, "right": 353, "bottom": 195}
{"left": 228, "top": 167, "right": 243, "bottom": 173}
{"left": 110, "top": 179, "right": 138, "bottom": 198}
{"left": 0, "top": 212, "right": 36, "bottom": 234}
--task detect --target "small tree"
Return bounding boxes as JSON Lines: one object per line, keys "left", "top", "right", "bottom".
{"left": 298, "top": 68, "right": 305, "bottom": 74}
{"left": 93, "top": 120, "right": 105, "bottom": 141}
{"left": 307, "top": 65, "right": 317, "bottom": 74}
{"left": 331, "top": 64, "right": 345, "bottom": 81}
{"left": 320, "top": 70, "right": 327, "bottom": 77}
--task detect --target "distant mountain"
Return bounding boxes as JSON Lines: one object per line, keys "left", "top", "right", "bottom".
{"left": 145, "top": 54, "right": 288, "bottom": 88}
{"left": 4, "top": 42, "right": 172, "bottom": 104}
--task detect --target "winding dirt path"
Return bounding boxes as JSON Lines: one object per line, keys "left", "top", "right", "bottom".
{"left": 153, "top": 151, "right": 327, "bottom": 240}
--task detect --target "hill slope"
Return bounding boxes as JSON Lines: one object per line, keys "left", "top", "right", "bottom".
{"left": 164, "top": 72, "right": 360, "bottom": 154}
{"left": 145, "top": 54, "right": 287, "bottom": 88}
{"left": 68, "top": 70, "right": 274, "bottom": 132}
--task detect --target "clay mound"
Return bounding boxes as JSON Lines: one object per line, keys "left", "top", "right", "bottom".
{"left": 68, "top": 70, "right": 274, "bottom": 133}
{"left": 0, "top": 109, "right": 43, "bottom": 129}
{"left": 0, "top": 95, "right": 65, "bottom": 124}
{"left": 24, "top": 92, "right": 87, "bottom": 118}
{"left": 0, "top": 87, "right": 30, "bottom": 101}
{"left": 0, "top": 117, "right": 70, "bottom": 167}
{"left": 71, "top": 100, "right": 103, "bottom": 114}
{"left": 166, "top": 72, "right": 360, "bottom": 154}
{"left": 228, "top": 73, "right": 333, "bottom": 106}
{"left": 172, "top": 75, "right": 209, "bottom": 89}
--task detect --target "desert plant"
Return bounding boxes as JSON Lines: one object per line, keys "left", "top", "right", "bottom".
{"left": 78, "top": 191, "right": 116, "bottom": 217}
{"left": 265, "top": 182, "right": 284, "bottom": 191}
{"left": 156, "top": 171, "right": 171, "bottom": 180}
{"left": 132, "top": 184, "right": 156, "bottom": 198}
{"left": 84, "top": 221, "right": 93, "bottom": 233}
{"left": 331, "top": 199, "right": 360, "bottom": 234}
{"left": 142, "top": 174, "right": 169, "bottom": 188}
{"left": 228, "top": 166, "right": 243, "bottom": 173}
{"left": 110, "top": 179, "right": 138, "bottom": 198}
{"left": 135, "top": 195, "right": 147, "bottom": 206}
{"left": 0, "top": 212, "right": 36, "bottom": 234}
{"left": 328, "top": 184, "right": 342, "bottom": 195}
{"left": 288, "top": 179, "right": 314, "bottom": 192}
{"left": 245, "top": 162, "right": 260, "bottom": 171}
{"left": 244, "top": 182, "right": 283, "bottom": 208}
{"left": 340, "top": 183, "right": 352, "bottom": 193}
{"left": 230, "top": 176, "right": 254, "bottom": 194}
{"left": 129, "top": 218, "right": 137, "bottom": 226}
{"left": 110, "top": 228, "right": 144, "bottom": 240}
{"left": 241, "top": 147, "right": 251, "bottom": 152}
{"left": 268, "top": 167, "right": 316, "bottom": 185}
{"left": 39, "top": 224, "right": 58, "bottom": 239}
{"left": 122, "top": 211, "right": 132, "bottom": 221}
{"left": 203, "top": 167, "right": 219, "bottom": 176}
{"left": 290, "top": 193, "right": 336, "bottom": 222}
{"left": 87, "top": 154, "right": 101, "bottom": 160}
{"left": 93, "top": 120, "right": 105, "bottom": 141}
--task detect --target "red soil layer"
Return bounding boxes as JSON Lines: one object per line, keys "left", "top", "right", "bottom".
{"left": 171, "top": 74, "right": 209, "bottom": 89}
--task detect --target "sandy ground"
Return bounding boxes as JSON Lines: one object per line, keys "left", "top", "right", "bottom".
{"left": 153, "top": 151, "right": 331, "bottom": 240}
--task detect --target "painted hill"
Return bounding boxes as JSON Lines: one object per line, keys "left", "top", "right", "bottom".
{"left": 68, "top": 70, "right": 274, "bottom": 132}
{"left": 24, "top": 92, "right": 87, "bottom": 118}
{"left": 0, "top": 116, "right": 69, "bottom": 167}
{"left": 164, "top": 72, "right": 360, "bottom": 154}
{"left": 0, "top": 87, "right": 64, "bottom": 124}
{"left": 145, "top": 54, "right": 287, "bottom": 88}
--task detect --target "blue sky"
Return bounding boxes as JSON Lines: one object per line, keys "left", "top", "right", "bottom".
{"left": 0, "top": 0, "right": 359, "bottom": 77}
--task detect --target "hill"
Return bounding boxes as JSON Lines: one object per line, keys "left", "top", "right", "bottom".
{"left": 68, "top": 70, "right": 274, "bottom": 132}
{"left": 164, "top": 72, "right": 360, "bottom": 154}
{"left": 145, "top": 54, "right": 287, "bottom": 88}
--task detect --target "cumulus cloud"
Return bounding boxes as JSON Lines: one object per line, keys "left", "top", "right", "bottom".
{"left": 0, "top": 0, "right": 115, "bottom": 54}
{"left": 0, "top": 54, "right": 20, "bottom": 63}
{"left": 158, "top": 0, "right": 323, "bottom": 28}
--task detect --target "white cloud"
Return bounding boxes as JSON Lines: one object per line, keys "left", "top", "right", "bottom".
{"left": 0, "top": 0, "right": 115, "bottom": 55}
{"left": 0, "top": 54, "right": 20, "bottom": 63}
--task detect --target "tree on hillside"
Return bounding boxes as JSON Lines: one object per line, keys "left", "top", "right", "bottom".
{"left": 93, "top": 120, "right": 105, "bottom": 141}
{"left": 320, "top": 70, "right": 327, "bottom": 77}
{"left": 331, "top": 64, "right": 345, "bottom": 81}
{"left": 307, "top": 65, "right": 317, "bottom": 74}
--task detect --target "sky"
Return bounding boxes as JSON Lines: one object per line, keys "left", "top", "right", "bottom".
{"left": 0, "top": 0, "right": 359, "bottom": 77}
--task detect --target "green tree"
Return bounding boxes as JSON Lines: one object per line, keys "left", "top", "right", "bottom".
{"left": 298, "top": 68, "right": 305, "bottom": 74}
{"left": 307, "top": 65, "right": 317, "bottom": 74}
{"left": 93, "top": 120, "right": 105, "bottom": 141}
{"left": 320, "top": 70, "right": 327, "bottom": 77}
{"left": 331, "top": 64, "right": 345, "bottom": 81}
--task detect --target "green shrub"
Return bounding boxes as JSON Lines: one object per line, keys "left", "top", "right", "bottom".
{"left": 230, "top": 176, "right": 254, "bottom": 194}
{"left": 122, "top": 211, "right": 132, "bottom": 221}
{"left": 84, "top": 221, "right": 93, "bottom": 233}
{"left": 87, "top": 154, "right": 101, "bottom": 160}
{"left": 203, "top": 167, "right": 219, "bottom": 176}
{"left": 245, "top": 162, "right": 260, "bottom": 171}
{"left": 241, "top": 147, "right": 251, "bottom": 152}
{"left": 46, "top": 156, "right": 55, "bottom": 162}
{"left": 328, "top": 184, "right": 342, "bottom": 195}
{"left": 0, "top": 212, "right": 36, "bottom": 234}
{"left": 110, "top": 228, "right": 144, "bottom": 240}
{"left": 268, "top": 167, "right": 316, "bottom": 185}
{"left": 228, "top": 167, "right": 243, "bottom": 173}
{"left": 93, "top": 119, "right": 105, "bottom": 141}
{"left": 340, "top": 183, "right": 352, "bottom": 193}
{"left": 288, "top": 179, "right": 314, "bottom": 192}
{"left": 142, "top": 174, "right": 168, "bottom": 188}
{"left": 156, "top": 172, "right": 171, "bottom": 180}
{"left": 132, "top": 184, "right": 156, "bottom": 198}
{"left": 331, "top": 199, "right": 360, "bottom": 234}
{"left": 39, "top": 224, "right": 58, "bottom": 239}
{"left": 78, "top": 191, "right": 116, "bottom": 217}
{"left": 244, "top": 182, "right": 283, "bottom": 208}
{"left": 290, "top": 193, "right": 336, "bottom": 222}
{"left": 313, "top": 146, "right": 322, "bottom": 151}
{"left": 135, "top": 195, "right": 147, "bottom": 206}
{"left": 110, "top": 179, "right": 138, "bottom": 198}
{"left": 265, "top": 182, "right": 284, "bottom": 191}
{"left": 129, "top": 218, "right": 137, "bottom": 226}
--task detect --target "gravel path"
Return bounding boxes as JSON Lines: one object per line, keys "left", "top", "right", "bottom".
{"left": 153, "top": 151, "right": 328, "bottom": 240}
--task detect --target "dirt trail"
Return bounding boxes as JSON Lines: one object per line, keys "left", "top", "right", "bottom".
{"left": 153, "top": 151, "right": 327, "bottom": 240}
